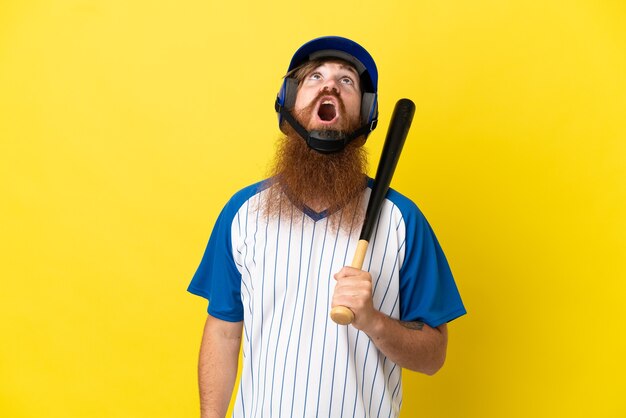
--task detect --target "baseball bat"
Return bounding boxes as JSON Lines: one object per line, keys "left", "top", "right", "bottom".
{"left": 330, "top": 98, "right": 416, "bottom": 325}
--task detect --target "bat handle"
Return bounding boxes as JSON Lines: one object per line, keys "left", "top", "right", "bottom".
{"left": 330, "top": 240, "right": 369, "bottom": 325}
{"left": 329, "top": 306, "right": 354, "bottom": 325}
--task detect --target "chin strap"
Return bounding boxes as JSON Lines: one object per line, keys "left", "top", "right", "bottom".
{"left": 275, "top": 99, "right": 377, "bottom": 154}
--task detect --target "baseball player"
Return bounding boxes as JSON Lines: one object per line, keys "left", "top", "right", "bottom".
{"left": 188, "top": 36, "right": 466, "bottom": 418}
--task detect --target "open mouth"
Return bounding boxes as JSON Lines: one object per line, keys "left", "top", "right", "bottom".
{"left": 317, "top": 101, "right": 337, "bottom": 122}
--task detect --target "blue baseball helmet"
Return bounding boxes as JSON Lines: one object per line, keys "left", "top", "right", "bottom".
{"left": 276, "top": 36, "right": 379, "bottom": 138}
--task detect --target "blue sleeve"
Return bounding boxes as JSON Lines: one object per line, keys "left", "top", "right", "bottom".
{"left": 395, "top": 195, "right": 466, "bottom": 327}
{"left": 187, "top": 197, "right": 246, "bottom": 322}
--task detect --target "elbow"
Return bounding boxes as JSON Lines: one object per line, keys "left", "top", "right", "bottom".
{"left": 404, "top": 352, "right": 446, "bottom": 375}
{"left": 422, "top": 353, "right": 446, "bottom": 376}
{"left": 417, "top": 343, "right": 447, "bottom": 376}
{"left": 422, "top": 324, "right": 448, "bottom": 375}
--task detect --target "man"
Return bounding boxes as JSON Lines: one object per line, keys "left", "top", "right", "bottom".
{"left": 188, "top": 36, "right": 466, "bottom": 418}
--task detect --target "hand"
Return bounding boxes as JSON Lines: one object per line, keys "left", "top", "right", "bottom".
{"left": 332, "top": 266, "right": 381, "bottom": 331}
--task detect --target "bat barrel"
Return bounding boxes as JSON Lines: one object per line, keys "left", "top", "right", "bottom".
{"left": 359, "top": 99, "right": 415, "bottom": 241}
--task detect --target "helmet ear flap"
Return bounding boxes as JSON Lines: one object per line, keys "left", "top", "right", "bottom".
{"left": 277, "top": 77, "right": 299, "bottom": 130}
{"left": 283, "top": 78, "right": 299, "bottom": 109}
{"left": 277, "top": 77, "right": 298, "bottom": 110}
{"left": 361, "top": 92, "right": 378, "bottom": 129}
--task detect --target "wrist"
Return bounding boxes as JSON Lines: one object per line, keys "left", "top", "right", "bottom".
{"left": 360, "top": 310, "right": 387, "bottom": 339}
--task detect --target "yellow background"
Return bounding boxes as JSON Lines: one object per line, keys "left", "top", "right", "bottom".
{"left": 1, "top": 1, "right": 625, "bottom": 417}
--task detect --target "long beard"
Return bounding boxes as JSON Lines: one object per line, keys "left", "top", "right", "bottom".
{"left": 265, "top": 125, "right": 368, "bottom": 232}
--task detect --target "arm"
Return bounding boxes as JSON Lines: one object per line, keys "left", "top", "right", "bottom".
{"left": 198, "top": 314, "right": 243, "bottom": 418}
{"left": 332, "top": 267, "right": 448, "bottom": 375}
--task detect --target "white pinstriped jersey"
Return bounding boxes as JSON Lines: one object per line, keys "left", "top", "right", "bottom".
{"left": 188, "top": 179, "right": 466, "bottom": 418}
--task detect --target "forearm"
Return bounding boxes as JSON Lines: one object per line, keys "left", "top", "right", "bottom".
{"left": 361, "top": 312, "right": 448, "bottom": 375}
{"left": 198, "top": 315, "right": 242, "bottom": 418}
{"left": 332, "top": 266, "right": 449, "bottom": 375}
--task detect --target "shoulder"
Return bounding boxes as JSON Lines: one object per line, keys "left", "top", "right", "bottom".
{"left": 366, "top": 178, "right": 420, "bottom": 215}
{"left": 209, "top": 179, "right": 273, "bottom": 230}
{"left": 364, "top": 177, "right": 424, "bottom": 225}
{"left": 384, "top": 187, "right": 429, "bottom": 239}
{"left": 229, "top": 179, "right": 271, "bottom": 204}
{"left": 368, "top": 181, "right": 431, "bottom": 239}
{"left": 222, "top": 179, "right": 272, "bottom": 212}
{"left": 385, "top": 187, "right": 420, "bottom": 216}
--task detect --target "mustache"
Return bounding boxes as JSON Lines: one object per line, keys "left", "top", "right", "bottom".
{"left": 313, "top": 88, "right": 345, "bottom": 109}
{"left": 302, "top": 89, "right": 346, "bottom": 114}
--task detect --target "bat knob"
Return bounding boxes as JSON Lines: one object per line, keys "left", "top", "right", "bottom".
{"left": 330, "top": 306, "right": 355, "bottom": 325}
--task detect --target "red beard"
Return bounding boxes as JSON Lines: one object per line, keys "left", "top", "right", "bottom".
{"left": 265, "top": 105, "right": 368, "bottom": 230}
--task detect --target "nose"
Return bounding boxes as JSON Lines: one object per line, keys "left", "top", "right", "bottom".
{"left": 321, "top": 78, "right": 339, "bottom": 94}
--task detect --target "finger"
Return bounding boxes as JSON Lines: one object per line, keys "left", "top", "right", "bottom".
{"left": 334, "top": 267, "right": 372, "bottom": 281}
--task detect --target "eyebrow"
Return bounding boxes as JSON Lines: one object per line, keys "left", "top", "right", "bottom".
{"left": 337, "top": 64, "right": 359, "bottom": 77}
{"left": 311, "top": 61, "right": 359, "bottom": 76}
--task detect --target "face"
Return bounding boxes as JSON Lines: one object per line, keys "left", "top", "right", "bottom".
{"left": 293, "top": 61, "right": 362, "bottom": 131}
